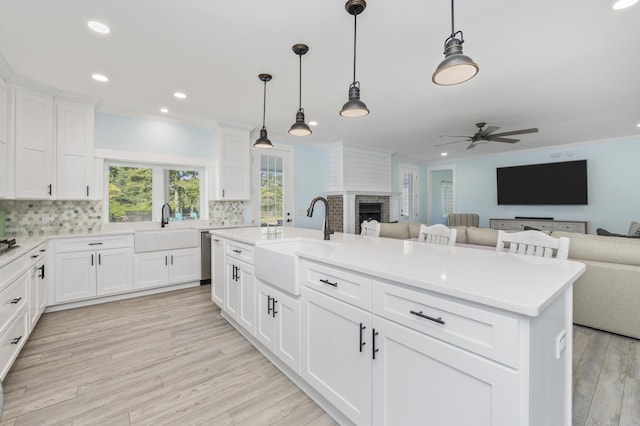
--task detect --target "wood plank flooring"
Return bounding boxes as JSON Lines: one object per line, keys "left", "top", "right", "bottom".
{"left": 0, "top": 286, "right": 336, "bottom": 426}
{"left": 1, "top": 285, "right": 638, "bottom": 425}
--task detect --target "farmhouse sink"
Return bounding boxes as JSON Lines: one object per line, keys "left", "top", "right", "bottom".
{"left": 134, "top": 229, "right": 199, "bottom": 253}
{"left": 254, "top": 239, "right": 333, "bottom": 296}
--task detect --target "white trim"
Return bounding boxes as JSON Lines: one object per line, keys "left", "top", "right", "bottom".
{"left": 426, "top": 164, "right": 456, "bottom": 225}
{"left": 249, "top": 145, "right": 295, "bottom": 227}
{"left": 95, "top": 148, "right": 214, "bottom": 167}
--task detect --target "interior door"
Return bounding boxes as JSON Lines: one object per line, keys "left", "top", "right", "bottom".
{"left": 252, "top": 147, "right": 294, "bottom": 231}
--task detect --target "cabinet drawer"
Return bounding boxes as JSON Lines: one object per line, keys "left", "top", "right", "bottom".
{"left": 372, "top": 280, "right": 519, "bottom": 368}
{"left": 0, "top": 272, "right": 28, "bottom": 335}
{"left": 55, "top": 235, "right": 133, "bottom": 253}
{"left": 490, "top": 220, "right": 512, "bottom": 230}
{"left": 0, "top": 308, "right": 29, "bottom": 380}
{"left": 554, "top": 222, "right": 586, "bottom": 233}
{"left": 300, "top": 260, "right": 372, "bottom": 310}
{"left": 226, "top": 240, "right": 254, "bottom": 264}
{"left": 1, "top": 256, "right": 26, "bottom": 291}
{"left": 27, "top": 243, "right": 48, "bottom": 267}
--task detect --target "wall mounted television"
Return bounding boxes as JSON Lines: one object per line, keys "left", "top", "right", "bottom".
{"left": 496, "top": 160, "right": 588, "bottom": 205}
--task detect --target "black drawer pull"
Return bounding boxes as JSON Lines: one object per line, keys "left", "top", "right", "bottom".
{"left": 319, "top": 278, "right": 338, "bottom": 287}
{"left": 372, "top": 329, "right": 379, "bottom": 359}
{"left": 31, "top": 254, "right": 39, "bottom": 259}
{"left": 39, "top": 265, "right": 45, "bottom": 279}
{"left": 10, "top": 297, "right": 22, "bottom": 304}
{"left": 232, "top": 249, "right": 242, "bottom": 254}
{"left": 267, "top": 295, "right": 273, "bottom": 315}
{"left": 11, "top": 336, "right": 23, "bottom": 345}
{"left": 410, "top": 310, "right": 445, "bottom": 325}
{"left": 272, "top": 299, "right": 278, "bottom": 318}
{"left": 359, "top": 323, "right": 366, "bottom": 352}
{"left": 88, "top": 242, "right": 103, "bottom": 246}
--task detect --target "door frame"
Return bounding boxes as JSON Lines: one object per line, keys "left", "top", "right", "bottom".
{"left": 250, "top": 145, "right": 295, "bottom": 227}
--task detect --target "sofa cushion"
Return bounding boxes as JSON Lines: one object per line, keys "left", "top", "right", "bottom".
{"left": 466, "top": 227, "right": 499, "bottom": 246}
{"left": 379, "top": 222, "right": 410, "bottom": 239}
{"left": 408, "top": 222, "right": 421, "bottom": 239}
{"left": 552, "top": 230, "right": 640, "bottom": 266}
{"left": 451, "top": 226, "right": 468, "bottom": 244}
{"left": 628, "top": 221, "right": 640, "bottom": 237}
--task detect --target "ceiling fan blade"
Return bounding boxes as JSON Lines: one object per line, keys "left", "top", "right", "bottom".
{"left": 480, "top": 126, "right": 500, "bottom": 136}
{"left": 435, "top": 139, "right": 469, "bottom": 147}
{"left": 466, "top": 142, "right": 477, "bottom": 150}
{"left": 488, "top": 137, "right": 520, "bottom": 143}
{"left": 491, "top": 128, "right": 539, "bottom": 137}
{"left": 438, "top": 135, "right": 472, "bottom": 138}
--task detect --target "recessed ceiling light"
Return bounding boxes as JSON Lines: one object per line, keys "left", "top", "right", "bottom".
{"left": 174, "top": 92, "right": 187, "bottom": 99}
{"left": 610, "top": 0, "right": 639, "bottom": 10}
{"left": 87, "top": 21, "right": 110, "bottom": 34}
{"left": 161, "top": 108, "right": 169, "bottom": 113}
{"left": 309, "top": 121, "right": 318, "bottom": 126}
{"left": 636, "top": 123, "right": 640, "bottom": 127}
{"left": 92, "top": 74, "right": 109, "bottom": 82}
{"left": 441, "top": 152, "right": 448, "bottom": 157}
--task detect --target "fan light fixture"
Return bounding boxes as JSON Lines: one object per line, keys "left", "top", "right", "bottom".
{"left": 289, "top": 44, "right": 312, "bottom": 136}
{"left": 254, "top": 74, "right": 274, "bottom": 149}
{"left": 340, "top": 0, "right": 369, "bottom": 118}
{"left": 432, "top": 0, "right": 478, "bottom": 86}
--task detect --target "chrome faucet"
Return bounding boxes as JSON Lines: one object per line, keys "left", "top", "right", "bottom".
{"left": 161, "top": 203, "right": 170, "bottom": 228}
{"left": 307, "top": 196, "right": 334, "bottom": 240}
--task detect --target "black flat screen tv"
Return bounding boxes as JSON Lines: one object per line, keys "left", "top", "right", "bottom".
{"left": 496, "top": 160, "right": 588, "bottom": 205}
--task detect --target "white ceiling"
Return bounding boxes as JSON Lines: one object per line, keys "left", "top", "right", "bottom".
{"left": 0, "top": 0, "right": 639, "bottom": 162}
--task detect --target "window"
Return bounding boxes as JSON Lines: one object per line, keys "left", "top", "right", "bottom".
{"left": 108, "top": 165, "right": 153, "bottom": 222}
{"left": 441, "top": 181, "right": 454, "bottom": 217}
{"left": 399, "top": 165, "right": 419, "bottom": 221}
{"left": 260, "top": 155, "right": 284, "bottom": 228}
{"left": 106, "top": 162, "right": 203, "bottom": 224}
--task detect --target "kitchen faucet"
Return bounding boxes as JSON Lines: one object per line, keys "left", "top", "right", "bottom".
{"left": 306, "top": 196, "right": 334, "bottom": 240}
{"left": 161, "top": 203, "right": 170, "bottom": 228}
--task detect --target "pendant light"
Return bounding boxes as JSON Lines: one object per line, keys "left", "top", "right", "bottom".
{"left": 254, "top": 73, "right": 273, "bottom": 148}
{"left": 340, "top": 0, "right": 369, "bottom": 118}
{"left": 288, "top": 44, "right": 312, "bottom": 136}
{"left": 432, "top": 0, "right": 479, "bottom": 86}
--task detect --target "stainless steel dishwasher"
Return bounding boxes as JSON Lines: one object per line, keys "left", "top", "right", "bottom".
{"left": 200, "top": 231, "right": 211, "bottom": 284}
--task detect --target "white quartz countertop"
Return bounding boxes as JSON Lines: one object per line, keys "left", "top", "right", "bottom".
{"left": 211, "top": 226, "right": 586, "bottom": 317}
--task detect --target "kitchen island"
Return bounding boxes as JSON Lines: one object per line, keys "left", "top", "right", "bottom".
{"left": 210, "top": 226, "right": 586, "bottom": 426}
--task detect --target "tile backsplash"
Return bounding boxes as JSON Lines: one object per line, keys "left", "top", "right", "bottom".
{"left": 209, "top": 201, "right": 244, "bottom": 227}
{"left": 0, "top": 200, "right": 103, "bottom": 238}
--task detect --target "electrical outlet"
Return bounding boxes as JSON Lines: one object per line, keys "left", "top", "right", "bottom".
{"left": 555, "top": 330, "right": 567, "bottom": 359}
{"left": 42, "top": 214, "right": 49, "bottom": 223}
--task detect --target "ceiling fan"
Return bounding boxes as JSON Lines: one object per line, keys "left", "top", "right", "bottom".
{"left": 436, "top": 122, "right": 539, "bottom": 150}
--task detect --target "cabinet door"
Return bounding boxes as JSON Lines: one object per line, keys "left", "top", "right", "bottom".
{"left": 97, "top": 247, "right": 133, "bottom": 295}
{"left": 237, "top": 261, "right": 256, "bottom": 335}
{"left": 54, "top": 251, "right": 96, "bottom": 302}
{"left": 371, "top": 316, "right": 518, "bottom": 426}
{"left": 56, "top": 100, "right": 94, "bottom": 200}
{"left": 224, "top": 258, "right": 240, "bottom": 319}
{"left": 14, "top": 87, "right": 54, "bottom": 199}
{"left": 301, "top": 287, "right": 372, "bottom": 425}
{"left": 133, "top": 251, "right": 169, "bottom": 289}
{"left": 211, "top": 237, "right": 225, "bottom": 307}
{"left": 255, "top": 281, "right": 276, "bottom": 350}
{"left": 28, "top": 260, "right": 46, "bottom": 331}
{"left": 0, "top": 77, "right": 7, "bottom": 198}
{"left": 216, "top": 127, "right": 250, "bottom": 200}
{"left": 168, "top": 248, "right": 200, "bottom": 284}
{"left": 273, "top": 288, "right": 301, "bottom": 375}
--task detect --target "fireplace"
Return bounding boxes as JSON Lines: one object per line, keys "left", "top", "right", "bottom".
{"left": 328, "top": 193, "right": 396, "bottom": 234}
{"left": 358, "top": 203, "right": 382, "bottom": 229}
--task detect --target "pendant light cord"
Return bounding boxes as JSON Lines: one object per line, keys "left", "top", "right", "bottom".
{"left": 450, "top": 0, "right": 455, "bottom": 36}
{"left": 353, "top": 13, "right": 358, "bottom": 84}
{"left": 298, "top": 54, "right": 302, "bottom": 109}
{"left": 262, "top": 80, "right": 267, "bottom": 128}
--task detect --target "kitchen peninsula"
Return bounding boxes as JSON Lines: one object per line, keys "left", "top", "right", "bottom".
{"left": 210, "top": 226, "right": 586, "bottom": 426}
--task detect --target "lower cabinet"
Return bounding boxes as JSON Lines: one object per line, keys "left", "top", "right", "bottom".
{"left": 28, "top": 253, "right": 47, "bottom": 331}
{"left": 133, "top": 248, "right": 200, "bottom": 290}
{"left": 0, "top": 309, "right": 29, "bottom": 380}
{"left": 211, "top": 236, "right": 225, "bottom": 308}
{"left": 55, "top": 247, "right": 133, "bottom": 302}
{"left": 256, "top": 280, "right": 301, "bottom": 374}
{"left": 301, "top": 287, "right": 372, "bottom": 426}
{"left": 224, "top": 257, "right": 256, "bottom": 335}
{"left": 371, "top": 315, "right": 518, "bottom": 426}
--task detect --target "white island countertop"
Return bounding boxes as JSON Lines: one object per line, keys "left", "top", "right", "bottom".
{"left": 211, "top": 226, "right": 586, "bottom": 317}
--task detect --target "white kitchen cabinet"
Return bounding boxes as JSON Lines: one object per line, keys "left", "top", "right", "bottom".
{"left": 301, "top": 286, "right": 372, "bottom": 426}
{"left": 0, "top": 75, "right": 8, "bottom": 198}
{"left": 55, "top": 100, "right": 94, "bottom": 200}
{"left": 256, "top": 280, "right": 301, "bottom": 374}
{"left": 213, "top": 125, "right": 250, "bottom": 200}
{"left": 211, "top": 236, "right": 225, "bottom": 308}
{"left": 0, "top": 309, "right": 28, "bottom": 380}
{"left": 133, "top": 247, "right": 200, "bottom": 290}
{"left": 371, "top": 315, "right": 518, "bottom": 426}
{"left": 27, "top": 244, "right": 48, "bottom": 332}
{"left": 14, "top": 86, "right": 54, "bottom": 199}
{"left": 55, "top": 247, "right": 133, "bottom": 302}
{"left": 224, "top": 257, "right": 256, "bottom": 335}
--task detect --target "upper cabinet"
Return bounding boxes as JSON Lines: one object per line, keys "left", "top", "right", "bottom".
{"left": 14, "top": 86, "right": 54, "bottom": 199}
{"left": 0, "top": 76, "right": 8, "bottom": 198}
{"left": 56, "top": 100, "right": 95, "bottom": 199}
{"left": 213, "top": 125, "right": 250, "bottom": 200}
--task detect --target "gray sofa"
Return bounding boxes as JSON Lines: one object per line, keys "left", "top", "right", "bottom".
{"left": 379, "top": 223, "right": 640, "bottom": 340}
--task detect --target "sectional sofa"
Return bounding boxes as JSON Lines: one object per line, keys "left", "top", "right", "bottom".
{"left": 378, "top": 222, "right": 640, "bottom": 340}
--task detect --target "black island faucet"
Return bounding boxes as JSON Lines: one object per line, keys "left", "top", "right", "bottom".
{"left": 306, "top": 196, "right": 334, "bottom": 240}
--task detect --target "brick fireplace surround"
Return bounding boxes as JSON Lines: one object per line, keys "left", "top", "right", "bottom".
{"left": 328, "top": 195, "right": 390, "bottom": 234}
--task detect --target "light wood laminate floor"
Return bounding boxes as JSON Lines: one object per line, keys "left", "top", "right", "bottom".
{"left": 1, "top": 286, "right": 638, "bottom": 425}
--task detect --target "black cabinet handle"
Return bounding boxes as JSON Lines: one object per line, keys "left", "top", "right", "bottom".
{"left": 272, "top": 299, "right": 278, "bottom": 318}
{"left": 372, "top": 329, "right": 379, "bottom": 359}
{"left": 10, "top": 297, "right": 22, "bottom": 304}
{"left": 39, "top": 264, "right": 45, "bottom": 279}
{"left": 171, "top": 255, "right": 174, "bottom": 265}
{"left": 88, "top": 242, "right": 103, "bottom": 246}
{"left": 232, "top": 249, "right": 242, "bottom": 254}
{"left": 410, "top": 310, "right": 445, "bottom": 325}
{"left": 39, "top": 249, "right": 46, "bottom": 252}
{"left": 319, "top": 278, "right": 338, "bottom": 287}
{"left": 222, "top": 189, "right": 225, "bottom": 198}
{"left": 48, "top": 184, "right": 52, "bottom": 195}
{"left": 165, "top": 256, "right": 168, "bottom": 266}
{"left": 91, "top": 254, "right": 94, "bottom": 266}
{"left": 31, "top": 254, "right": 39, "bottom": 259}
{"left": 267, "top": 295, "right": 273, "bottom": 315}
{"left": 359, "top": 323, "right": 366, "bottom": 352}
{"left": 86, "top": 185, "right": 90, "bottom": 197}
{"left": 98, "top": 254, "right": 101, "bottom": 265}
{"left": 11, "top": 336, "right": 23, "bottom": 345}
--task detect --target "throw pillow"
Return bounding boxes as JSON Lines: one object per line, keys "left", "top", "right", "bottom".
{"left": 628, "top": 221, "right": 640, "bottom": 237}
{"left": 597, "top": 228, "right": 640, "bottom": 238}
{"left": 523, "top": 225, "right": 540, "bottom": 231}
